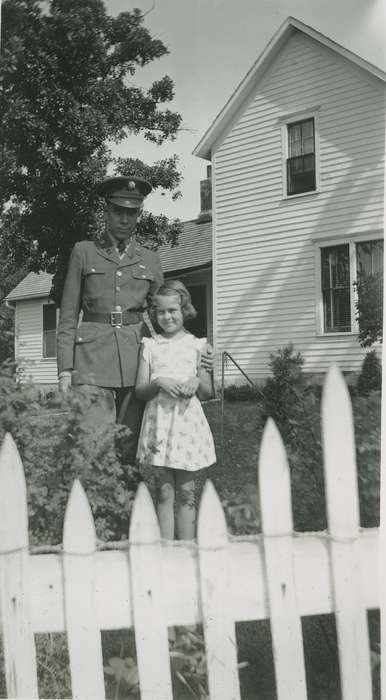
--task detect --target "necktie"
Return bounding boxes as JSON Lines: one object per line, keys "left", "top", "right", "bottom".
{"left": 118, "top": 241, "right": 126, "bottom": 255}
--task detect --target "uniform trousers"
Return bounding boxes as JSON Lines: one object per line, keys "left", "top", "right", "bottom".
{"left": 76, "top": 384, "right": 145, "bottom": 464}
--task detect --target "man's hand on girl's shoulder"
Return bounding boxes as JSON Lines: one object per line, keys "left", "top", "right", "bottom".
{"left": 200, "top": 342, "right": 214, "bottom": 372}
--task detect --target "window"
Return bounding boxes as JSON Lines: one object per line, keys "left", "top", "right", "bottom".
{"left": 319, "top": 239, "right": 383, "bottom": 334}
{"left": 321, "top": 245, "right": 351, "bottom": 332}
{"left": 42, "top": 304, "right": 57, "bottom": 358}
{"left": 286, "top": 118, "right": 316, "bottom": 196}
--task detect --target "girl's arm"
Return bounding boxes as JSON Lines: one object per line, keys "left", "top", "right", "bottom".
{"left": 197, "top": 367, "right": 214, "bottom": 401}
{"left": 135, "top": 348, "right": 183, "bottom": 400}
{"left": 135, "top": 350, "right": 159, "bottom": 401}
{"left": 179, "top": 368, "right": 213, "bottom": 400}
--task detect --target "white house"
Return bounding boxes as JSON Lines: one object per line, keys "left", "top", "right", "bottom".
{"left": 194, "top": 17, "right": 385, "bottom": 381}
{"left": 6, "top": 207, "right": 213, "bottom": 387}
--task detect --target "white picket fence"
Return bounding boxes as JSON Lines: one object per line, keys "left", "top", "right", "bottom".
{"left": 0, "top": 366, "right": 380, "bottom": 700}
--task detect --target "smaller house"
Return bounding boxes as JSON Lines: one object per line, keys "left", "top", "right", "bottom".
{"left": 6, "top": 175, "right": 213, "bottom": 387}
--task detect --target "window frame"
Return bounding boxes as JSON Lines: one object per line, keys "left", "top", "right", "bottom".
{"left": 41, "top": 301, "right": 58, "bottom": 359}
{"left": 280, "top": 108, "right": 321, "bottom": 200}
{"left": 314, "top": 233, "right": 383, "bottom": 336}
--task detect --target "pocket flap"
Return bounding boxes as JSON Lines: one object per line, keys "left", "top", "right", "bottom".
{"left": 132, "top": 266, "right": 155, "bottom": 281}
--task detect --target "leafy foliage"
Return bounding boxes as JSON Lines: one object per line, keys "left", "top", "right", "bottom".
{"left": 259, "top": 344, "right": 380, "bottom": 530}
{"left": 0, "top": 0, "right": 183, "bottom": 298}
{"left": 354, "top": 272, "right": 383, "bottom": 347}
{"left": 0, "top": 361, "right": 140, "bottom": 544}
{"left": 356, "top": 349, "right": 382, "bottom": 396}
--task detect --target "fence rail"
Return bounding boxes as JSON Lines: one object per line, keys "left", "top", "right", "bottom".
{"left": 0, "top": 365, "right": 379, "bottom": 699}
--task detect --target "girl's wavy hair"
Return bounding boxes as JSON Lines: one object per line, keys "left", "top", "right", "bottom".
{"left": 150, "top": 279, "right": 197, "bottom": 321}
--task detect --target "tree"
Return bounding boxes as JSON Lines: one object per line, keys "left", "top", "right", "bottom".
{"left": 0, "top": 0, "right": 183, "bottom": 300}
{"left": 354, "top": 271, "right": 383, "bottom": 347}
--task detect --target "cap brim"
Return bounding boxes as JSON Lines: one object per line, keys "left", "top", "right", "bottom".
{"left": 107, "top": 196, "right": 143, "bottom": 209}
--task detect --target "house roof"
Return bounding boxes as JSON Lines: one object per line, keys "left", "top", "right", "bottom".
{"left": 6, "top": 271, "right": 53, "bottom": 303}
{"left": 158, "top": 218, "right": 212, "bottom": 273}
{"left": 6, "top": 219, "right": 212, "bottom": 303}
{"left": 194, "top": 16, "right": 386, "bottom": 161}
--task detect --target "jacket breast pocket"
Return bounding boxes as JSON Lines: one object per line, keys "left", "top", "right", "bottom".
{"left": 132, "top": 266, "right": 155, "bottom": 283}
{"left": 83, "top": 268, "right": 106, "bottom": 298}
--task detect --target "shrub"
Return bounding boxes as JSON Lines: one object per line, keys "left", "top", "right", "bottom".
{"left": 357, "top": 350, "right": 382, "bottom": 396}
{"left": 260, "top": 344, "right": 380, "bottom": 530}
{"left": 223, "top": 383, "right": 262, "bottom": 402}
{"left": 0, "top": 361, "right": 140, "bottom": 544}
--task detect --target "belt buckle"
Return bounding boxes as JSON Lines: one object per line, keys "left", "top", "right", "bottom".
{"left": 111, "top": 310, "right": 123, "bottom": 327}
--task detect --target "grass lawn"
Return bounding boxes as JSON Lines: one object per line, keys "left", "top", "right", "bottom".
{"left": 203, "top": 398, "right": 264, "bottom": 534}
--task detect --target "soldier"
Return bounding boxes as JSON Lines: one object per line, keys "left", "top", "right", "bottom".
{"left": 57, "top": 175, "right": 212, "bottom": 462}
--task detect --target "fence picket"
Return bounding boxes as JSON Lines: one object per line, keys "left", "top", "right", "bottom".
{"left": 0, "top": 433, "right": 38, "bottom": 699}
{"left": 128, "top": 483, "right": 173, "bottom": 700}
{"left": 322, "top": 365, "right": 372, "bottom": 700}
{"left": 259, "top": 418, "right": 308, "bottom": 700}
{"left": 62, "top": 479, "right": 105, "bottom": 700}
{"left": 197, "top": 479, "right": 241, "bottom": 700}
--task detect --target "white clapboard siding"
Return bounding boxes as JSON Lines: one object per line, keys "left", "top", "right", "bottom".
{"left": 197, "top": 481, "right": 241, "bottom": 700}
{"left": 212, "top": 30, "right": 384, "bottom": 380}
{"left": 0, "top": 434, "right": 38, "bottom": 699}
{"left": 129, "top": 483, "right": 174, "bottom": 700}
{"left": 0, "top": 366, "right": 378, "bottom": 699}
{"left": 16, "top": 299, "right": 58, "bottom": 385}
{"left": 321, "top": 366, "right": 372, "bottom": 699}
{"left": 62, "top": 480, "right": 105, "bottom": 700}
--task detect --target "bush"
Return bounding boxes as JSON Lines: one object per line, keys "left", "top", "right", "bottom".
{"left": 0, "top": 362, "right": 140, "bottom": 544}
{"left": 357, "top": 350, "right": 382, "bottom": 396}
{"left": 260, "top": 344, "right": 380, "bottom": 530}
{"left": 223, "top": 383, "right": 262, "bottom": 402}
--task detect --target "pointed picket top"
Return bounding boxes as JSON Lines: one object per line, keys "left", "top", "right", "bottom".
{"left": 321, "top": 364, "right": 360, "bottom": 536}
{"left": 0, "top": 433, "right": 29, "bottom": 550}
{"left": 129, "top": 481, "right": 161, "bottom": 543}
{"left": 63, "top": 479, "right": 96, "bottom": 554}
{"left": 259, "top": 418, "right": 293, "bottom": 535}
{"left": 197, "top": 479, "right": 228, "bottom": 547}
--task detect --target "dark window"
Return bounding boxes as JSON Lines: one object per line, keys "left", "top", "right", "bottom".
{"left": 321, "top": 245, "right": 351, "bottom": 332}
{"left": 43, "top": 304, "right": 57, "bottom": 358}
{"left": 185, "top": 285, "right": 207, "bottom": 338}
{"left": 287, "top": 118, "right": 316, "bottom": 195}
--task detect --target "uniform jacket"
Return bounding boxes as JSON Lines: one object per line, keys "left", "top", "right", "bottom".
{"left": 57, "top": 236, "right": 163, "bottom": 387}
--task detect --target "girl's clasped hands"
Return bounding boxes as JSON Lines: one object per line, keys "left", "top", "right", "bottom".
{"left": 154, "top": 375, "right": 200, "bottom": 398}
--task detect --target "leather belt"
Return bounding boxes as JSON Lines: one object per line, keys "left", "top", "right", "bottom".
{"left": 83, "top": 310, "right": 144, "bottom": 326}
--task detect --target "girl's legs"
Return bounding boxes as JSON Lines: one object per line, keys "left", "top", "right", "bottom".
{"left": 155, "top": 467, "right": 175, "bottom": 539}
{"left": 175, "top": 470, "right": 197, "bottom": 541}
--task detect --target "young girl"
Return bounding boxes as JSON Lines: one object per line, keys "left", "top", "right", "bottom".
{"left": 135, "top": 280, "right": 216, "bottom": 540}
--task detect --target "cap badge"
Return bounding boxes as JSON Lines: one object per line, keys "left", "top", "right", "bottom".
{"left": 128, "top": 181, "right": 136, "bottom": 190}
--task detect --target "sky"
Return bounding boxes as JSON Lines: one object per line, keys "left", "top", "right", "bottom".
{"left": 106, "top": 0, "right": 386, "bottom": 222}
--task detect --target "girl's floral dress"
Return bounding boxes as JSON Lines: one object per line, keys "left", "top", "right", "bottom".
{"left": 136, "top": 333, "right": 216, "bottom": 471}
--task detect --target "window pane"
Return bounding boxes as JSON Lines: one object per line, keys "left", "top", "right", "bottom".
{"left": 43, "top": 304, "right": 57, "bottom": 331}
{"left": 43, "top": 304, "right": 57, "bottom": 357}
{"left": 288, "top": 119, "right": 314, "bottom": 157}
{"left": 287, "top": 154, "right": 316, "bottom": 195}
{"left": 356, "top": 240, "right": 384, "bottom": 278}
{"left": 321, "top": 245, "right": 351, "bottom": 332}
{"left": 43, "top": 330, "right": 57, "bottom": 358}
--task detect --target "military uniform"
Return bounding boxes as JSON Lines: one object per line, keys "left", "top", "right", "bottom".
{"left": 57, "top": 175, "right": 163, "bottom": 461}
{"left": 57, "top": 237, "right": 163, "bottom": 386}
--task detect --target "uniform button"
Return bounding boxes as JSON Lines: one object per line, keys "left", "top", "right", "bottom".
{"left": 116, "top": 286, "right": 120, "bottom": 291}
{"left": 116, "top": 270, "right": 122, "bottom": 277}
{"left": 115, "top": 305, "right": 122, "bottom": 311}
{"left": 77, "top": 337, "right": 83, "bottom": 342}
{"left": 91, "top": 268, "right": 96, "bottom": 272}
{"left": 142, "top": 274, "right": 146, "bottom": 278}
